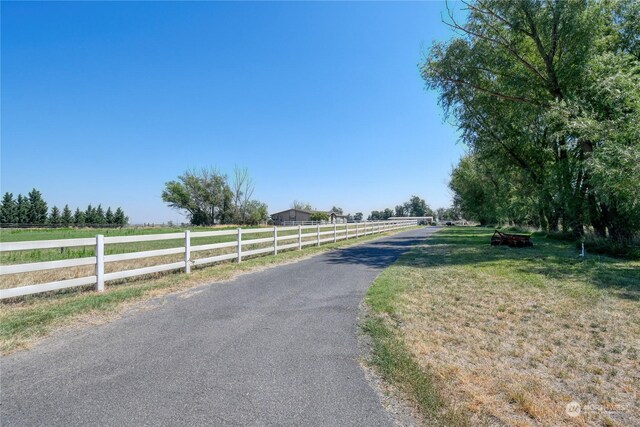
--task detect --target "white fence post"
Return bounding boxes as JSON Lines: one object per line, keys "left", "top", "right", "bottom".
{"left": 273, "top": 226, "right": 278, "bottom": 255}
{"left": 184, "top": 230, "right": 191, "bottom": 273}
{"left": 95, "top": 234, "right": 104, "bottom": 292}
{"left": 1, "top": 215, "right": 420, "bottom": 300}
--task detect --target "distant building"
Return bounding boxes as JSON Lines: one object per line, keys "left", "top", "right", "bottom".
{"left": 270, "top": 208, "right": 348, "bottom": 225}
{"left": 327, "top": 211, "right": 348, "bottom": 223}
{"left": 271, "top": 208, "right": 313, "bottom": 224}
{"left": 388, "top": 216, "right": 433, "bottom": 225}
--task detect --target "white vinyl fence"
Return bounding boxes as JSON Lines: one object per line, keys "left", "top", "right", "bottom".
{"left": 0, "top": 220, "right": 417, "bottom": 299}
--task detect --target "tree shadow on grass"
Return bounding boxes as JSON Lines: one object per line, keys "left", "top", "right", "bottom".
{"left": 325, "top": 228, "right": 640, "bottom": 301}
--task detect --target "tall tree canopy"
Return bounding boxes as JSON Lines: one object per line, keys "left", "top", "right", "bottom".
{"left": 291, "top": 200, "right": 314, "bottom": 211}
{"left": 162, "top": 168, "right": 230, "bottom": 226}
{"left": 162, "top": 167, "right": 268, "bottom": 226}
{"left": 423, "top": 0, "right": 640, "bottom": 239}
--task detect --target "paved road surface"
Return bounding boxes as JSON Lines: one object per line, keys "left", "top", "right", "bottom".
{"left": 2, "top": 227, "right": 437, "bottom": 426}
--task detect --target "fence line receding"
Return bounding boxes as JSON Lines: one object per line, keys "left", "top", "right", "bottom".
{"left": 0, "top": 220, "right": 417, "bottom": 299}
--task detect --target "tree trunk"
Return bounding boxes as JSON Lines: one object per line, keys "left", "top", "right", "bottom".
{"left": 588, "top": 194, "right": 608, "bottom": 238}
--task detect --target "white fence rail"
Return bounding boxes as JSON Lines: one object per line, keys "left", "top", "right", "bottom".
{"left": 0, "top": 220, "right": 417, "bottom": 299}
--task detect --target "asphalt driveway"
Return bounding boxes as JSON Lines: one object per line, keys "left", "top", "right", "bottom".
{"left": 1, "top": 227, "right": 437, "bottom": 426}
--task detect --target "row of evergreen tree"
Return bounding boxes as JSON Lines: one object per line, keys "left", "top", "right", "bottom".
{"left": 0, "top": 189, "right": 128, "bottom": 226}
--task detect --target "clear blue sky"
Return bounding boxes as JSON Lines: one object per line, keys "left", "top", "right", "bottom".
{"left": 1, "top": 1, "right": 465, "bottom": 224}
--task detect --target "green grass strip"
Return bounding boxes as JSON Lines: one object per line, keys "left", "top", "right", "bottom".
{"left": 363, "top": 230, "right": 470, "bottom": 426}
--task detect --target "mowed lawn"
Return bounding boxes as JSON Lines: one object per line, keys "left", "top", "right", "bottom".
{"left": 365, "top": 227, "right": 639, "bottom": 427}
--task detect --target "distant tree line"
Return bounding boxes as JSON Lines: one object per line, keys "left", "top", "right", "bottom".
{"left": 285, "top": 197, "right": 437, "bottom": 223}
{"left": 291, "top": 200, "right": 314, "bottom": 211}
{"left": 0, "top": 188, "right": 128, "bottom": 227}
{"left": 162, "top": 167, "right": 268, "bottom": 226}
{"left": 436, "top": 206, "right": 461, "bottom": 222}
{"left": 369, "top": 196, "right": 434, "bottom": 221}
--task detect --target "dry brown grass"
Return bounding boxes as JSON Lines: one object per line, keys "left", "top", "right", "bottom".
{"left": 366, "top": 228, "right": 639, "bottom": 426}
{"left": 0, "top": 233, "right": 323, "bottom": 289}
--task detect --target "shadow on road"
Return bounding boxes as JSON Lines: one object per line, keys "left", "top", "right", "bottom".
{"left": 367, "top": 237, "right": 427, "bottom": 247}
{"left": 323, "top": 232, "right": 430, "bottom": 269}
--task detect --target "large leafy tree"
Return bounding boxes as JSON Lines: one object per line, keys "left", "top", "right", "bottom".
{"left": 450, "top": 155, "right": 501, "bottom": 225}
{"left": 244, "top": 200, "right": 269, "bottom": 225}
{"left": 162, "top": 168, "right": 231, "bottom": 226}
{"left": 310, "top": 212, "right": 329, "bottom": 221}
{"left": 405, "top": 195, "right": 433, "bottom": 217}
{"left": 423, "top": 0, "right": 640, "bottom": 238}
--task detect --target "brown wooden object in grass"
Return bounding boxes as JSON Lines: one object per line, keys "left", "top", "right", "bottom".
{"left": 490, "top": 230, "right": 533, "bottom": 247}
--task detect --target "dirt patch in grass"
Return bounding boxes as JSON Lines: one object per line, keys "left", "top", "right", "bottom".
{"left": 365, "top": 227, "right": 639, "bottom": 427}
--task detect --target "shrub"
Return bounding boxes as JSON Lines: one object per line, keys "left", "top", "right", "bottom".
{"left": 545, "top": 231, "right": 576, "bottom": 242}
{"left": 309, "top": 212, "right": 329, "bottom": 221}
{"left": 580, "top": 236, "right": 640, "bottom": 260}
